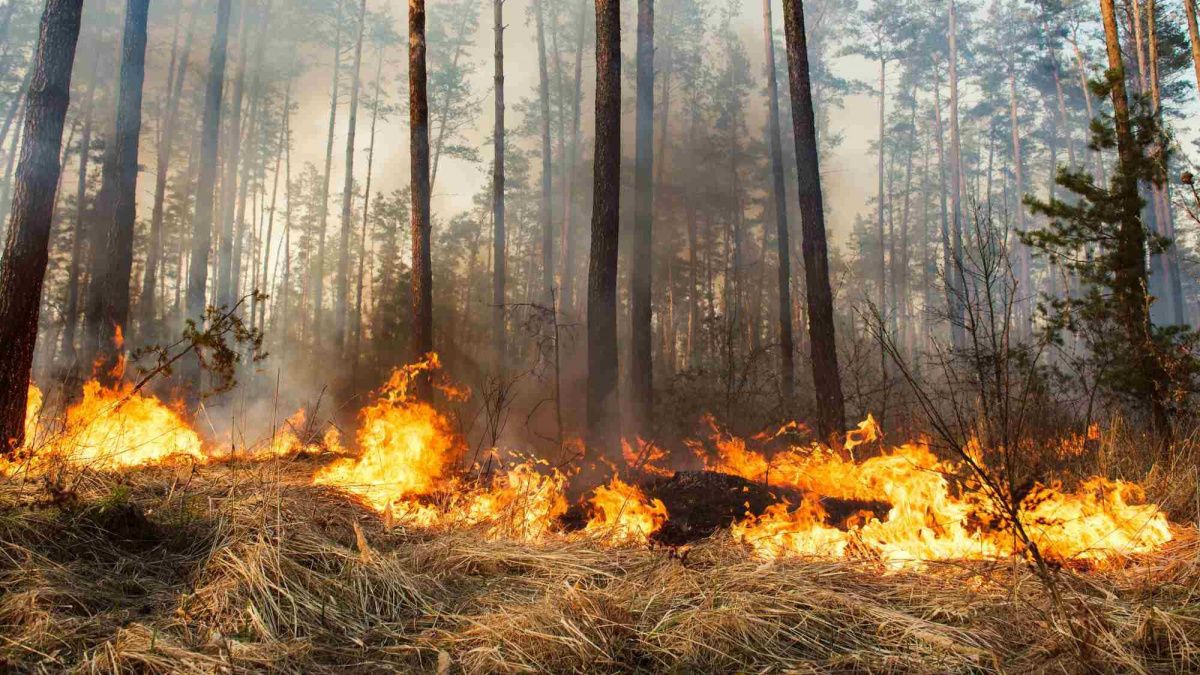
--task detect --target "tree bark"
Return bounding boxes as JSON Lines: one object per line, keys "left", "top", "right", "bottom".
{"left": 410, "top": 0, "right": 434, "bottom": 399}
{"left": 232, "top": 2, "right": 271, "bottom": 310}
{"left": 631, "top": 0, "right": 654, "bottom": 437}
{"left": 141, "top": 0, "right": 197, "bottom": 340}
{"left": 492, "top": 0, "right": 507, "bottom": 370}
{"left": 0, "top": 0, "right": 83, "bottom": 454}
{"left": 60, "top": 0, "right": 105, "bottom": 367}
{"left": 559, "top": 0, "right": 587, "bottom": 318}
{"left": 1099, "top": 0, "right": 1169, "bottom": 430}
{"left": 947, "top": 0, "right": 966, "bottom": 347}
{"left": 352, "top": 49, "right": 384, "bottom": 389}
{"left": 335, "top": 0, "right": 367, "bottom": 350}
{"left": 1145, "top": 0, "right": 1185, "bottom": 326}
{"left": 1185, "top": 0, "right": 1200, "bottom": 93}
{"left": 1008, "top": 61, "right": 1028, "bottom": 337}
{"left": 875, "top": 56, "right": 887, "bottom": 324}
{"left": 782, "top": 0, "right": 845, "bottom": 441}
{"left": 185, "top": 0, "right": 233, "bottom": 390}
{"left": 87, "top": 0, "right": 149, "bottom": 381}
{"left": 216, "top": 0, "right": 249, "bottom": 310}
{"left": 315, "top": 0, "right": 344, "bottom": 343}
{"left": 588, "top": 0, "right": 621, "bottom": 451}
{"left": 536, "top": 0, "right": 554, "bottom": 306}
{"left": 763, "top": 0, "right": 795, "bottom": 413}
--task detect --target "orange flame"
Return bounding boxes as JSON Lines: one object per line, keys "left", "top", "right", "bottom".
{"left": 704, "top": 418, "right": 1173, "bottom": 567}
{"left": 584, "top": 477, "right": 668, "bottom": 544}
{"left": 9, "top": 380, "right": 204, "bottom": 473}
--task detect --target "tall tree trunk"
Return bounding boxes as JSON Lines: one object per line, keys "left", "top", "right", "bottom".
{"left": 352, "top": 49, "right": 384, "bottom": 389}
{"left": 232, "top": 2, "right": 272, "bottom": 309}
{"left": 1145, "top": 0, "right": 1185, "bottom": 326}
{"left": 315, "top": 1, "right": 344, "bottom": 343}
{"left": 762, "top": 0, "right": 795, "bottom": 412}
{"left": 782, "top": 0, "right": 845, "bottom": 440}
{"left": 257, "top": 84, "right": 289, "bottom": 332}
{"left": 631, "top": 0, "right": 654, "bottom": 437}
{"left": 1185, "top": 0, "right": 1200, "bottom": 92}
{"left": 410, "top": 0, "right": 434, "bottom": 399}
{"left": 559, "top": 0, "right": 587, "bottom": 318}
{"left": 492, "top": 0, "right": 507, "bottom": 370}
{"left": 1099, "top": 0, "right": 1169, "bottom": 430}
{"left": 894, "top": 87, "right": 916, "bottom": 353}
{"left": 185, "top": 0, "right": 234, "bottom": 390}
{"left": 588, "top": 0, "right": 621, "bottom": 451}
{"left": 141, "top": 0, "right": 197, "bottom": 340}
{"left": 1008, "top": 62, "right": 1028, "bottom": 338}
{"left": 536, "top": 0, "right": 554, "bottom": 305}
{"left": 60, "top": 0, "right": 105, "bottom": 367}
{"left": 947, "top": 0, "right": 967, "bottom": 347}
{"left": 875, "top": 56, "right": 887, "bottom": 323}
{"left": 0, "top": 0, "right": 83, "bottom": 454}
{"left": 280, "top": 94, "right": 293, "bottom": 346}
{"left": 216, "top": 0, "right": 249, "bottom": 310}
{"left": 335, "top": 0, "right": 367, "bottom": 350}
{"left": 89, "top": 0, "right": 149, "bottom": 381}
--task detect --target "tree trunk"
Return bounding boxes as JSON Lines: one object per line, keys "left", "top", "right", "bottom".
{"left": 352, "top": 49, "right": 384, "bottom": 389}
{"left": 60, "top": 0, "right": 105, "bottom": 367}
{"left": 141, "top": 0, "right": 197, "bottom": 340}
{"left": 559, "top": 0, "right": 587, "bottom": 318}
{"left": 1145, "top": 0, "right": 1185, "bottom": 326}
{"left": 492, "top": 0, "right": 507, "bottom": 370}
{"left": 88, "top": 0, "right": 149, "bottom": 381}
{"left": 1099, "top": 0, "right": 1170, "bottom": 431}
{"left": 535, "top": 0, "right": 554, "bottom": 307}
{"left": 216, "top": 0, "right": 249, "bottom": 310}
{"left": 315, "top": 1, "right": 344, "bottom": 343}
{"left": 410, "top": 0, "right": 434, "bottom": 399}
{"left": 332, "top": 0, "right": 366, "bottom": 351}
{"left": 630, "top": 0, "right": 654, "bottom": 437}
{"left": 875, "top": 56, "right": 887, "bottom": 323}
{"left": 185, "top": 0, "right": 233, "bottom": 390}
{"left": 1185, "top": 0, "right": 1200, "bottom": 92}
{"left": 588, "top": 0, "right": 621, "bottom": 451}
{"left": 762, "top": 0, "right": 795, "bottom": 413}
{"left": 232, "top": 3, "right": 272, "bottom": 310}
{"left": 1008, "top": 63, "right": 1028, "bottom": 338}
{"left": 0, "top": 0, "right": 83, "bottom": 454}
{"left": 257, "top": 84, "right": 289, "bottom": 333}
{"left": 782, "top": 0, "right": 845, "bottom": 441}
{"left": 947, "top": 0, "right": 966, "bottom": 346}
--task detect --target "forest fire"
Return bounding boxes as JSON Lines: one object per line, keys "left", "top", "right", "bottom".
{"left": 8, "top": 363, "right": 1174, "bottom": 567}
{"left": 8, "top": 382, "right": 204, "bottom": 473}
{"left": 702, "top": 420, "right": 1173, "bottom": 567}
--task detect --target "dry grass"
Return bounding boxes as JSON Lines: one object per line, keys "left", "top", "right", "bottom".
{"left": 1, "top": 458, "right": 1198, "bottom": 674}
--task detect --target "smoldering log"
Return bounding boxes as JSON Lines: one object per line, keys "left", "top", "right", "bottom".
{"left": 561, "top": 470, "right": 891, "bottom": 546}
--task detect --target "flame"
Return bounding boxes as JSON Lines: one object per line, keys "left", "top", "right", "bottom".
{"left": 312, "top": 357, "right": 568, "bottom": 541}
{"left": 11, "top": 380, "right": 204, "bottom": 472}
{"left": 704, "top": 419, "right": 1173, "bottom": 567}
{"left": 10, "top": 363, "right": 1175, "bottom": 566}
{"left": 584, "top": 477, "right": 668, "bottom": 544}
{"left": 621, "top": 437, "right": 672, "bottom": 477}
{"left": 313, "top": 358, "right": 461, "bottom": 511}
{"left": 23, "top": 384, "right": 43, "bottom": 447}
{"left": 456, "top": 461, "right": 569, "bottom": 540}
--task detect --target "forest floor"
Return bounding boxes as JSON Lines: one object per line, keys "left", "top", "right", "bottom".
{"left": 2, "top": 458, "right": 1199, "bottom": 674}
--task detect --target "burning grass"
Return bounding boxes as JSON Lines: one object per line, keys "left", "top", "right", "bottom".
{"left": 1, "top": 460, "right": 1198, "bottom": 673}
{"left": 2, "top": 358, "right": 1197, "bottom": 671}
